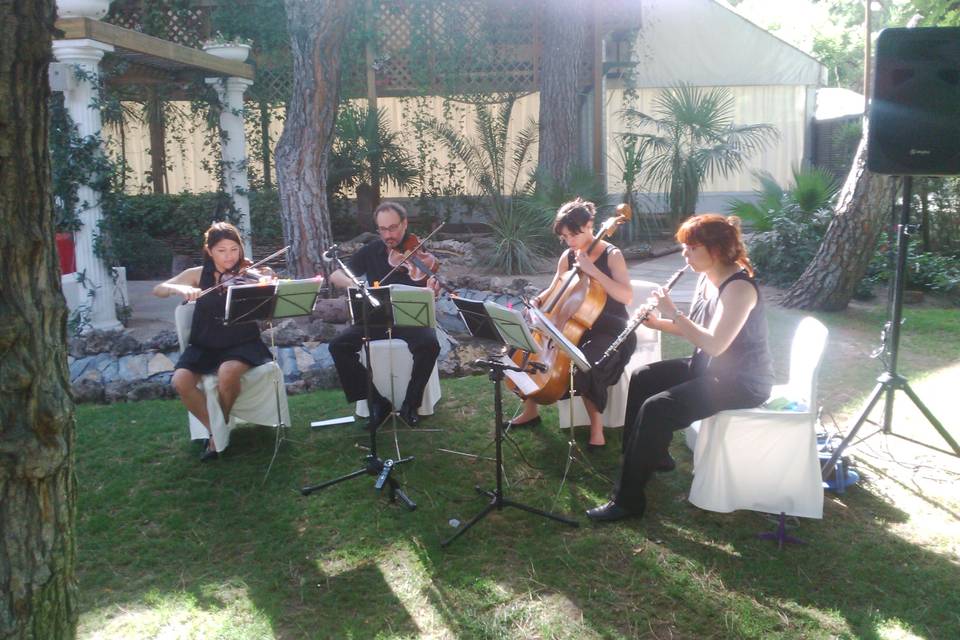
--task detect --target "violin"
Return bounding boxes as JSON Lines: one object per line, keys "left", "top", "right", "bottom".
{"left": 381, "top": 226, "right": 458, "bottom": 296}
{"left": 196, "top": 246, "right": 289, "bottom": 298}
{"left": 387, "top": 233, "right": 440, "bottom": 283}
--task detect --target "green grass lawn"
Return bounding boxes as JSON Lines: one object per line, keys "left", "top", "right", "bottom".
{"left": 75, "top": 304, "right": 960, "bottom": 639}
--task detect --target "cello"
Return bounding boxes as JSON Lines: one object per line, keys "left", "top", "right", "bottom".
{"left": 506, "top": 203, "right": 633, "bottom": 404}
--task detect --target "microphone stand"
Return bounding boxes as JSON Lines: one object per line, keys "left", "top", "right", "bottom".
{"left": 300, "top": 246, "right": 416, "bottom": 510}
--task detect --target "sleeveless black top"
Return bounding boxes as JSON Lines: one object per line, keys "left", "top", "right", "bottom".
{"left": 565, "top": 245, "right": 628, "bottom": 336}
{"left": 190, "top": 263, "right": 263, "bottom": 349}
{"left": 689, "top": 270, "right": 774, "bottom": 387}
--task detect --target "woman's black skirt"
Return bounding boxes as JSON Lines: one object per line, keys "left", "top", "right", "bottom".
{"left": 176, "top": 340, "right": 274, "bottom": 375}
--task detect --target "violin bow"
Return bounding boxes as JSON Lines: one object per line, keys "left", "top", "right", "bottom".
{"left": 378, "top": 222, "right": 446, "bottom": 286}
{"left": 196, "top": 245, "right": 290, "bottom": 299}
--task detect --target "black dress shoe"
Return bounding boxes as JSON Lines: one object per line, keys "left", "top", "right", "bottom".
{"left": 655, "top": 453, "right": 676, "bottom": 473}
{"left": 200, "top": 447, "right": 219, "bottom": 462}
{"left": 399, "top": 402, "right": 420, "bottom": 426}
{"left": 507, "top": 415, "right": 542, "bottom": 428}
{"left": 366, "top": 396, "right": 392, "bottom": 431}
{"left": 586, "top": 442, "right": 607, "bottom": 453}
{"left": 585, "top": 500, "right": 643, "bottom": 522}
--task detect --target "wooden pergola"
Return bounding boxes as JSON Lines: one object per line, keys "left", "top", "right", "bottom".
{"left": 53, "top": 11, "right": 255, "bottom": 330}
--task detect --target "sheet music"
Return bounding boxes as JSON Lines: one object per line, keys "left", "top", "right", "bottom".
{"left": 491, "top": 353, "right": 537, "bottom": 395}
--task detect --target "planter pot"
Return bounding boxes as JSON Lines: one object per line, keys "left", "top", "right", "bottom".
{"left": 202, "top": 43, "right": 252, "bottom": 62}
{"left": 56, "top": 232, "right": 76, "bottom": 274}
{"left": 57, "top": 0, "right": 112, "bottom": 19}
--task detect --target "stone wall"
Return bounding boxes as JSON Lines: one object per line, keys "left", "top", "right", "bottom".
{"left": 68, "top": 281, "right": 537, "bottom": 403}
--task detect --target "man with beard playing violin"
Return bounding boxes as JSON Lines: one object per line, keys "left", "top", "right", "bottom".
{"left": 325, "top": 202, "right": 442, "bottom": 429}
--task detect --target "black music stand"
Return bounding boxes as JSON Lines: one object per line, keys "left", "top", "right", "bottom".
{"left": 441, "top": 300, "right": 579, "bottom": 548}
{"left": 224, "top": 279, "right": 322, "bottom": 475}
{"left": 523, "top": 307, "right": 610, "bottom": 483}
{"left": 300, "top": 252, "right": 416, "bottom": 510}
{"left": 349, "top": 284, "right": 439, "bottom": 431}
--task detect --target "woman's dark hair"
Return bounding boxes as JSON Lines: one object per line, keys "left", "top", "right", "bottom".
{"left": 202, "top": 221, "right": 248, "bottom": 274}
{"left": 676, "top": 214, "right": 755, "bottom": 277}
{"left": 552, "top": 197, "right": 596, "bottom": 236}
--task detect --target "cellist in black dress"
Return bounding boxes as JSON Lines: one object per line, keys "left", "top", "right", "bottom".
{"left": 153, "top": 222, "right": 274, "bottom": 461}
{"left": 508, "top": 198, "right": 636, "bottom": 450}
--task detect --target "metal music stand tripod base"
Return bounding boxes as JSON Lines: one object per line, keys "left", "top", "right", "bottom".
{"left": 300, "top": 454, "right": 416, "bottom": 509}
{"left": 300, "top": 260, "right": 416, "bottom": 510}
{"left": 441, "top": 359, "right": 579, "bottom": 548}
{"left": 822, "top": 175, "right": 960, "bottom": 478}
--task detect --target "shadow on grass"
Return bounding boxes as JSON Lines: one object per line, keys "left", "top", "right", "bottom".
{"left": 76, "top": 375, "right": 960, "bottom": 639}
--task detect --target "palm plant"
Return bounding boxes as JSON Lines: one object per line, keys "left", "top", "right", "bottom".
{"left": 426, "top": 96, "right": 542, "bottom": 274}
{"left": 515, "top": 164, "right": 608, "bottom": 254}
{"left": 729, "top": 165, "right": 841, "bottom": 287}
{"left": 620, "top": 83, "right": 779, "bottom": 227}
{"left": 728, "top": 165, "right": 840, "bottom": 230}
{"left": 329, "top": 104, "right": 419, "bottom": 217}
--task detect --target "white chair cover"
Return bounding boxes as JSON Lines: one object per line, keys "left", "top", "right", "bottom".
{"left": 355, "top": 338, "right": 442, "bottom": 417}
{"left": 175, "top": 303, "right": 290, "bottom": 452}
{"left": 687, "top": 316, "right": 829, "bottom": 519}
{"left": 557, "top": 279, "right": 662, "bottom": 428}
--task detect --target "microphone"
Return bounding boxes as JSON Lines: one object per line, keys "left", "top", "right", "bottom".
{"left": 322, "top": 244, "right": 339, "bottom": 261}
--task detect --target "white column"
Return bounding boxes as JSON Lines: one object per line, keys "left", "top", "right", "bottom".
{"left": 206, "top": 76, "right": 254, "bottom": 257}
{"left": 53, "top": 39, "right": 120, "bottom": 331}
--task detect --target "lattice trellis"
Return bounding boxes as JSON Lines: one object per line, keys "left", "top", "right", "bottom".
{"left": 102, "top": 0, "right": 598, "bottom": 104}
{"left": 106, "top": 0, "right": 213, "bottom": 49}
{"left": 358, "top": 0, "right": 545, "bottom": 98}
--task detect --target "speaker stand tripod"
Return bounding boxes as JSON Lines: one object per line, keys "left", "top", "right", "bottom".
{"left": 822, "top": 176, "right": 960, "bottom": 478}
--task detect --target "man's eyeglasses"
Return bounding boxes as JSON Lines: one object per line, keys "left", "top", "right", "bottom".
{"left": 377, "top": 222, "right": 403, "bottom": 234}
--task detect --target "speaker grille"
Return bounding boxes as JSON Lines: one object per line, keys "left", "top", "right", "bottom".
{"left": 867, "top": 27, "right": 960, "bottom": 176}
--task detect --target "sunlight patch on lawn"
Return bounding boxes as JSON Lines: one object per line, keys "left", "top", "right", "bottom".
{"left": 876, "top": 618, "right": 925, "bottom": 640}
{"left": 487, "top": 590, "right": 602, "bottom": 639}
{"left": 376, "top": 540, "right": 458, "bottom": 639}
{"left": 79, "top": 587, "right": 274, "bottom": 639}
{"left": 834, "top": 361, "right": 960, "bottom": 559}
{"left": 659, "top": 522, "right": 744, "bottom": 558}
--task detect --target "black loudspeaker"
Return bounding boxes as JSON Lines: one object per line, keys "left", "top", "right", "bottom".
{"left": 867, "top": 27, "right": 960, "bottom": 176}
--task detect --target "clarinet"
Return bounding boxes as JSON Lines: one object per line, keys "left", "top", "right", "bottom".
{"left": 594, "top": 264, "right": 690, "bottom": 367}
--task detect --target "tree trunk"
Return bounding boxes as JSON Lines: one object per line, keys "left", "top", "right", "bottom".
{"left": 259, "top": 99, "right": 272, "bottom": 190}
{"left": 781, "top": 135, "right": 895, "bottom": 310}
{"left": 0, "top": 1, "right": 78, "bottom": 638}
{"left": 537, "top": 0, "right": 587, "bottom": 188}
{"left": 146, "top": 87, "right": 166, "bottom": 194}
{"left": 275, "top": 0, "right": 352, "bottom": 278}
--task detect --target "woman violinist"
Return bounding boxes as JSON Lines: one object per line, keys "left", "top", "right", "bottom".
{"left": 509, "top": 198, "right": 635, "bottom": 450}
{"left": 586, "top": 214, "right": 774, "bottom": 522}
{"left": 153, "top": 222, "right": 275, "bottom": 461}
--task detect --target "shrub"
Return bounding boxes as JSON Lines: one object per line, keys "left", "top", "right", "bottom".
{"left": 101, "top": 191, "right": 284, "bottom": 279}
{"left": 730, "top": 167, "right": 839, "bottom": 288}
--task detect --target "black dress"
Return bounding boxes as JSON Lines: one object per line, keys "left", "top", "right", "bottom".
{"left": 175, "top": 264, "right": 274, "bottom": 374}
{"left": 562, "top": 245, "right": 637, "bottom": 413}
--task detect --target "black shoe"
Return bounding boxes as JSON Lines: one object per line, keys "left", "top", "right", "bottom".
{"left": 586, "top": 500, "right": 643, "bottom": 522}
{"left": 507, "top": 415, "right": 542, "bottom": 429}
{"left": 655, "top": 453, "right": 676, "bottom": 473}
{"left": 200, "top": 447, "right": 219, "bottom": 462}
{"left": 399, "top": 402, "right": 420, "bottom": 427}
{"left": 587, "top": 442, "right": 607, "bottom": 453}
{"left": 366, "top": 396, "right": 393, "bottom": 431}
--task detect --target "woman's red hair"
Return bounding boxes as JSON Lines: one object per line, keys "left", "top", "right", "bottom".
{"left": 676, "top": 214, "right": 755, "bottom": 277}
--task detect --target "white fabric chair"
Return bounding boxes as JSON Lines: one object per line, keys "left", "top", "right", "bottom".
{"left": 686, "top": 316, "right": 829, "bottom": 519}
{"left": 354, "top": 337, "right": 442, "bottom": 417}
{"left": 557, "top": 279, "right": 662, "bottom": 428}
{"left": 175, "top": 302, "right": 290, "bottom": 453}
